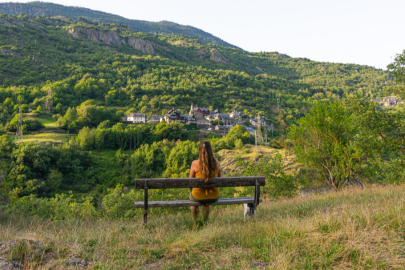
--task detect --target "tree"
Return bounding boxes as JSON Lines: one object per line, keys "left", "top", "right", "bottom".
{"left": 288, "top": 101, "right": 362, "bottom": 190}
{"left": 387, "top": 50, "right": 405, "bottom": 98}
{"left": 346, "top": 97, "right": 405, "bottom": 185}
{"left": 55, "top": 103, "right": 63, "bottom": 114}
{"left": 227, "top": 125, "right": 253, "bottom": 144}
{"left": 36, "top": 105, "right": 42, "bottom": 112}
{"left": 47, "top": 168, "right": 63, "bottom": 190}
{"left": 68, "top": 121, "right": 77, "bottom": 132}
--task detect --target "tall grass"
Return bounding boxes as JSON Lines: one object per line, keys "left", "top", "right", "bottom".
{"left": 1, "top": 185, "right": 405, "bottom": 269}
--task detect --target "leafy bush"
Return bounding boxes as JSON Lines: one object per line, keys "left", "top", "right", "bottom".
{"left": 102, "top": 185, "right": 139, "bottom": 219}
{"left": 235, "top": 154, "right": 298, "bottom": 198}
{"left": 1, "top": 141, "right": 93, "bottom": 197}
{"left": 5, "top": 118, "right": 44, "bottom": 132}
{"left": 8, "top": 193, "right": 97, "bottom": 220}
{"left": 288, "top": 101, "right": 362, "bottom": 190}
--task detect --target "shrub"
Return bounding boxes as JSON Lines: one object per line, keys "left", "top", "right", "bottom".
{"left": 235, "top": 154, "right": 298, "bottom": 198}
{"left": 102, "top": 185, "right": 139, "bottom": 219}
{"left": 5, "top": 118, "right": 44, "bottom": 132}
{"left": 9, "top": 193, "right": 97, "bottom": 220}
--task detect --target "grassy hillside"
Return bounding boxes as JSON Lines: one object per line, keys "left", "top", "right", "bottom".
{"left": 0, "top": 1, "right": 240, "bottom": 49}
{"left": 1, "top": 184, "right": 404, "bottom": 269}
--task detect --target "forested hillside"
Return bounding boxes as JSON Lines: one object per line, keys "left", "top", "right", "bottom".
{"left": 0, "top": 14, "right": 390, "bottom": 131}
{"left": 0, "top": 1, "right": 240, "bottom": 49}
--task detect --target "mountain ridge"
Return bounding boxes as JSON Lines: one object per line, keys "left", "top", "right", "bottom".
{"left": 0, "top": 1, "right": 242, "bottom": 50}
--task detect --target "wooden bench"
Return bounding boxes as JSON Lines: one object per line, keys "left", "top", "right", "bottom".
{"left": 134, "top": 176, "right": 265, "bottom": 223}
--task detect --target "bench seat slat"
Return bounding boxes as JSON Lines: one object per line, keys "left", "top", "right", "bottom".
{"left": 134, "top": 197, "right": 262, "bottom": 208}
{"left": 134, "top": 176, "right": 265, "bottom": 189}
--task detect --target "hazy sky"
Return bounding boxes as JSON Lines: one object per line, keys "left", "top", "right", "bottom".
{"left": 2, "top": 0, "right": 404, "bottom": 69}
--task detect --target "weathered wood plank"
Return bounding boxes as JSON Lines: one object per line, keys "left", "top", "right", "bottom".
{"left": 134, "top": 176, "right": 265, "bottom": 189}
{"left": 134, "top": 197, "right": 262, "bottom": 207}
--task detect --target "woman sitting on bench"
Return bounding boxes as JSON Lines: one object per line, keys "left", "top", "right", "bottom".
{"left": 189, "top": 140, "right": 221, "bottom": 221}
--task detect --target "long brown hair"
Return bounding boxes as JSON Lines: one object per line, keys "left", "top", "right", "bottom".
{"left": 198, "top": 141, "right": 218, "bottom": 183}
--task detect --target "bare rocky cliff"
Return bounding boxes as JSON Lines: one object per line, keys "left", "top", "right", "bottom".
{"left": 210, "top": 49, "right": 229, "bottom": 64}
{"left": 67, "top": 27, "right": 125, "bottom": 46}
{"left": 128, "top": 37, "right": 155, "bottom": 54}
{"left": 67, "top": 27, "right": 155, "bottom": 54}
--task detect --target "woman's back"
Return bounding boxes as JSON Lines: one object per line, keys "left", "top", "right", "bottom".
{"left": 192, "top": 160, "right": 219, "bottom": 200}
{"left": 189, "top": 141, "right": 221, "bottom": 220}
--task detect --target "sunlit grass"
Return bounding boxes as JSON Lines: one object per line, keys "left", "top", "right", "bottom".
{"left": 8, "top": 133, "right": 72, "bottom": 143}
{"left": 1, "top": 184, "right": 404, "bottom": 269}
{"left": 24, "top": 115, "right": 57, "bottom": 127}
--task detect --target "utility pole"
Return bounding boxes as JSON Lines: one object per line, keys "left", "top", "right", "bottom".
{"left": 15, "top": 105, "right": 23, "bottom": 144}
{"left": 277, "top": 94, "right": 281, "bottom": 111}
{"left": 255, "top": 130, "right": 257, "bottom": 151}
{"left": 44, "top": 88, "right": 53, "bottom": 114}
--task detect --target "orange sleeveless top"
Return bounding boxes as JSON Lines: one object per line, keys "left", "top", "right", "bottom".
{"left": 191, "top": 161, "right": 219, "bottom": 200}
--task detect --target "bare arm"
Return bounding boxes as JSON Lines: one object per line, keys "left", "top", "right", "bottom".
{"left": 217, "top": 160, "right": 222, "bottom": 177}
{"left": 189, "top": 160, "right": 197, "bottom": 178}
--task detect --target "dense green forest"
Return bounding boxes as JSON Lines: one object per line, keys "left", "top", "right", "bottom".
{"left": 0, "top": 1, "right": 240, "bottom": 49}
{"left": 0, "top": 14, "right": 390, "bottom": 132}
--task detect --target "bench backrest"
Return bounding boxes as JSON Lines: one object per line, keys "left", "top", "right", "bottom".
{"left": 134, "top": 176, "right": 265, "bottom": 189}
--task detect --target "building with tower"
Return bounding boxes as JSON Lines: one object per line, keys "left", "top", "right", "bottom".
{"left": 189, "top": 103, "right": 210, "bottom": 118}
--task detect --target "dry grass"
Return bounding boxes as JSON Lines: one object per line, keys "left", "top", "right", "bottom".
{"left": 1, "top": 185, "right": 405, "bottom": 269}
{"left": 217, "top": 145, "right": 301, "bottom": 175}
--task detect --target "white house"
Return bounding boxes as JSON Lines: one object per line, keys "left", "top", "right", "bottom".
{"left": 126, "top": 113, "right": 147, "bottom": 123}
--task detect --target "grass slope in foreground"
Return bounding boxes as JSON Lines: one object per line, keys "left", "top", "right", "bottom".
{"left": 1, "top": 185, "right": 404, "bottom": 269}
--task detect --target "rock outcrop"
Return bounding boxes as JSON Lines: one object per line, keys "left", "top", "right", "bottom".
{"left": 0, "top": 240, "right": 42, "bottom": 270}
{"left": 66, "top": 258, "right": 88, "bottom": 267}
{"left": 197, "top": 49, "right": 209, "bottom": 55}
{"left": 0, "top": 18, "right": 25, "bottom": 28}
{"left": 128, "top": 37, "right": 155, "bottom": 54}
{"left": 210, "top": 49, "right": 228, "bottom": 64}
{"left": 0, "top": 260, "right": 24, "bottom": 270}
{"left": 67, "top": 27, "right": 125, "bottom": 46}
{"left": 256, "top": 66, "right": 266, "bottom": 72}
{"left": 0, "top": 19, "right": 13, "bottom": 27}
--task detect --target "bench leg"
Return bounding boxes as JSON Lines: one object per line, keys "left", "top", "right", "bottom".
{"left": 144, "top": 180, "right": 148, "bottom": 224}
{"left": 244, "top": 203, "right": 256, "bottom": 220}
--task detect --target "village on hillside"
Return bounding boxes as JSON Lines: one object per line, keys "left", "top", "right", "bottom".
{"left": 370, "top": 97, "right": 405, "bottom": 107}
{"left": 121, "top": 103, "right": 276, "bottom": 137}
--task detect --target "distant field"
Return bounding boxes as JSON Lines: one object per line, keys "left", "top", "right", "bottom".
{"left": 9, "top": 133, "right": 72, "bottom": 143}
{"left": 24, "top": 114, "right": 57, "bottom": 127}
{"left": 7, "top": 115, "right": 72, "bottom": 143}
